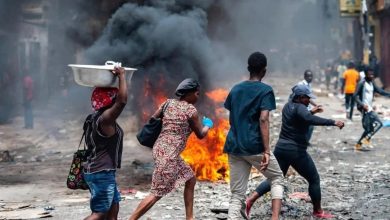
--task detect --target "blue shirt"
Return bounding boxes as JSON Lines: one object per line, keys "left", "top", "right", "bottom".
{"left": 223, "top": 81, "right": 276, "bottom": 156}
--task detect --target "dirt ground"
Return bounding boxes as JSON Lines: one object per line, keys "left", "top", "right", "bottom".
{"left": 1, "top": 76, "right": 390, "bottom": 220}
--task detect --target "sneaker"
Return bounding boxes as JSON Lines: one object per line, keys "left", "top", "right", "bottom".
{"left": 313, "top": 210, "right": 335, "bottom": 218}
{"left": 354, "top": 143, "right": 362, "bottom": 151}
{"left": 361, "top": 138, "right": 370, "bottom": 145}
{"left": 239, "top": 201, "right": 249, "bottom": 220}
{"left": 355, "top": 143, "right": 371, "bottom": 152}
{"left": 361, "top": 138, "right": 374, "bottom": 148}
{"left": 240, "top": 209, "right": 249, "bottom": 220}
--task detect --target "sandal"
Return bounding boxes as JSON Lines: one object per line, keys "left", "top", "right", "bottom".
{"left": 313, "top": 210, "right": 335, "bottom": 219}
{"left": 245, "top": 199, "right": 252, "bottom": 218}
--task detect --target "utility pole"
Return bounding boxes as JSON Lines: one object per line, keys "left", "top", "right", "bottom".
{"left": 360, "top": 0, "right": 371, "bottom": 64}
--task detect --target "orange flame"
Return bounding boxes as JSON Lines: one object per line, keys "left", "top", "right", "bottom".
{"left": 205, "top": 88, "right": 229, "bottom": 103}
{"left": 141, "top": 80, "right": 231, "bottom": 182}
{"left": 140, "top": 76, "right": 167, "bottom": 121}
{"left": 181, "top": 88, "right": 230, "bottom": 182}
{"left": 181, "top": 118, "right": 229, "bottom": 181}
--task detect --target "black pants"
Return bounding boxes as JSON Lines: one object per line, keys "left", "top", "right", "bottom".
{"left": 255, "top": 147, "right": 321, "bottom": 203}
{"left": 345, "top": 93, "right": 354, "bottom": 119}
{"left": 306, "top": 125, "right": 314, "bottom": 143}
{"left": 325, "top": 75, "right": 331, "bottom": 90}
{"left": 358, "top": 111, "right": 383, "bottom": 144}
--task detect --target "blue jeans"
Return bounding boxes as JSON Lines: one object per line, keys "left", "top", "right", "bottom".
{"left": 255, "top": 147, "right": 321, "bottom": 203}
{"left": 24, "top": 101, "right": 33, "bottom": 128}
{"left": 84, "top": 170, "right": 121, "bottom": 213}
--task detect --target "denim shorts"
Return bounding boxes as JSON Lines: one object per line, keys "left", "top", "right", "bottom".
{"left": 84, "top": 170, "right": 121, "bottom": 213}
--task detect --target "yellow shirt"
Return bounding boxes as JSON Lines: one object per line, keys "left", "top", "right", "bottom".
{"left": 343, "top": 69, "right": 360, "bottom": 94}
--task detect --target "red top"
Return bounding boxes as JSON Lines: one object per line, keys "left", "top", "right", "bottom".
{"left": 23, "top": 75, "right": 33, "bottom": 101}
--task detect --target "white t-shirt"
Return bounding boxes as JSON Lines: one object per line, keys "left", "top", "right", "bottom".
{"left": 337, "top": 65, "right": 347, "bottom": 78}
{"left": 359, "top": 71, "right": 365, "bottom": 83}
{"left": 363, "top": 81, "right": 374, "bottom": 112}
{"left": 298, "top": 80, "right": 312, "bottom": 91}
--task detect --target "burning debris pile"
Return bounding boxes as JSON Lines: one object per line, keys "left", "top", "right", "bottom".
{"left": 182, "top": 88, "right": 230, "bottom": 181}
{"left": 139, "top": 84, "right": 231, "bottom": 182}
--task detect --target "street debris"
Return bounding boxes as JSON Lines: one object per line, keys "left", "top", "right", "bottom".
{"left": 0, "top": 151, "right": 13, "bottom": 162}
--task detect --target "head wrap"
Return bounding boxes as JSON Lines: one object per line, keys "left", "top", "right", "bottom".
{"left": 175, "top": 78, "right": 200, "bottom": 97}
{"left": 91, "top": 87, "right": 118, "bottom": 111}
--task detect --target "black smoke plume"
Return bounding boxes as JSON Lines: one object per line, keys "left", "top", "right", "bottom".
{"left": 84, "top": 1, "right": 216, "bottom": 116}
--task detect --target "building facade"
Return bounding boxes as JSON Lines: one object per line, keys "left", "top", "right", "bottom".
{"left": 368, "top": 0, "right": 390, "bottom": 88}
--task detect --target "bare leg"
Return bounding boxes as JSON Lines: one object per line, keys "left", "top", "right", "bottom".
{"left": 129, "top": 194, "right": 161, "bottom": 220}
{"left": 271, "top": 199, "right": 282, "bottom": 220}
{"left": 84, "top": 213, "right": 106, "bottom": 220}
{"left": 107, "top": 203, "right": 119, "bottom": 220}
{"left": 184, "top": 177, "right": 196, "bottom": 220}
{"left": 246, "top": 191, "right": 260, "bottom": 210}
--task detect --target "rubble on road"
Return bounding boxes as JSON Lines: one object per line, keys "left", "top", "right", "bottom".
{"left": 0, "top": 151, "right": 13, "bottom": 162}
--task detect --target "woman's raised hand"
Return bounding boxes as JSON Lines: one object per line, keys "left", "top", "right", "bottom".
{"left": 112, "top": 67, "right": 125, "bottom": 77}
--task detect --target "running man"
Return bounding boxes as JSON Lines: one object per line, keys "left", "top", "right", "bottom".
{"left": 354, "top": 67, "right": 390, "bottom": 151}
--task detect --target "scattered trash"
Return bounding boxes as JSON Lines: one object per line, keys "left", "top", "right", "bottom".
{"left": 331, "top": 114, "right": 347, "bottom": 119}
{"left": 43, "top": 206, "right": 55, "bottom": 211}
{"left": 288, "top": 192, "right": 311, "bottom": 202}
{"left": 58, "top": 129, "right": 67, "bottom": 134}
{"left": 120, "top": 188, "right": 138, "bottom": 194}
{"left": 134, "top": 191, "right": 149, "bottom": 199}
{"left": 0, "top": 150, "right": 13, "bottom": 162}
{"left": 0, "top": 210, "right": 52, "bottom": 219}
{"left": 215, "top": 213, "right": 228, "bottom": 219}
{"left": 210, "top": 206, "right": 228, "bottom": 214}
{"left": 0, "top": 203, "right": 52, "bottom": 219}
{"left": 383, "top": 120, "right": 390, "bottom": 127}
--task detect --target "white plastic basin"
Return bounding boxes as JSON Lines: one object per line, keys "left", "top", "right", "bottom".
{"left": 69, "top": 61, "right": 137, "bottom": 87}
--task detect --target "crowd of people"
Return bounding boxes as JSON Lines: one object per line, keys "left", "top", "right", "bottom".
{"left": 79, "top": 51, "right": 388, "bottom": 220}
{"left": 316, "top": 57, "right": 390, "bottom": 151}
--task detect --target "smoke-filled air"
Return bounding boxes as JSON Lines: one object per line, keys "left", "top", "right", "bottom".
{"left": 2, "top": 0, "right": 390, "bottom": 219}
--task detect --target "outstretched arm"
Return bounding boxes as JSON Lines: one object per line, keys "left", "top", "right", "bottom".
{"left": 189, "top": 112, "right": 210, "bottom": 139}
{"left": 100, "top": 67, "right": 128, "bottom": 136}
{"left": 374, "top": 83, "right": 390, "bottom": 97}
{"left": 297, "top": 104, "right": 335, "bottom": 126}
{"left": 297, "top": 106, "right": 344, "bottom": 129}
